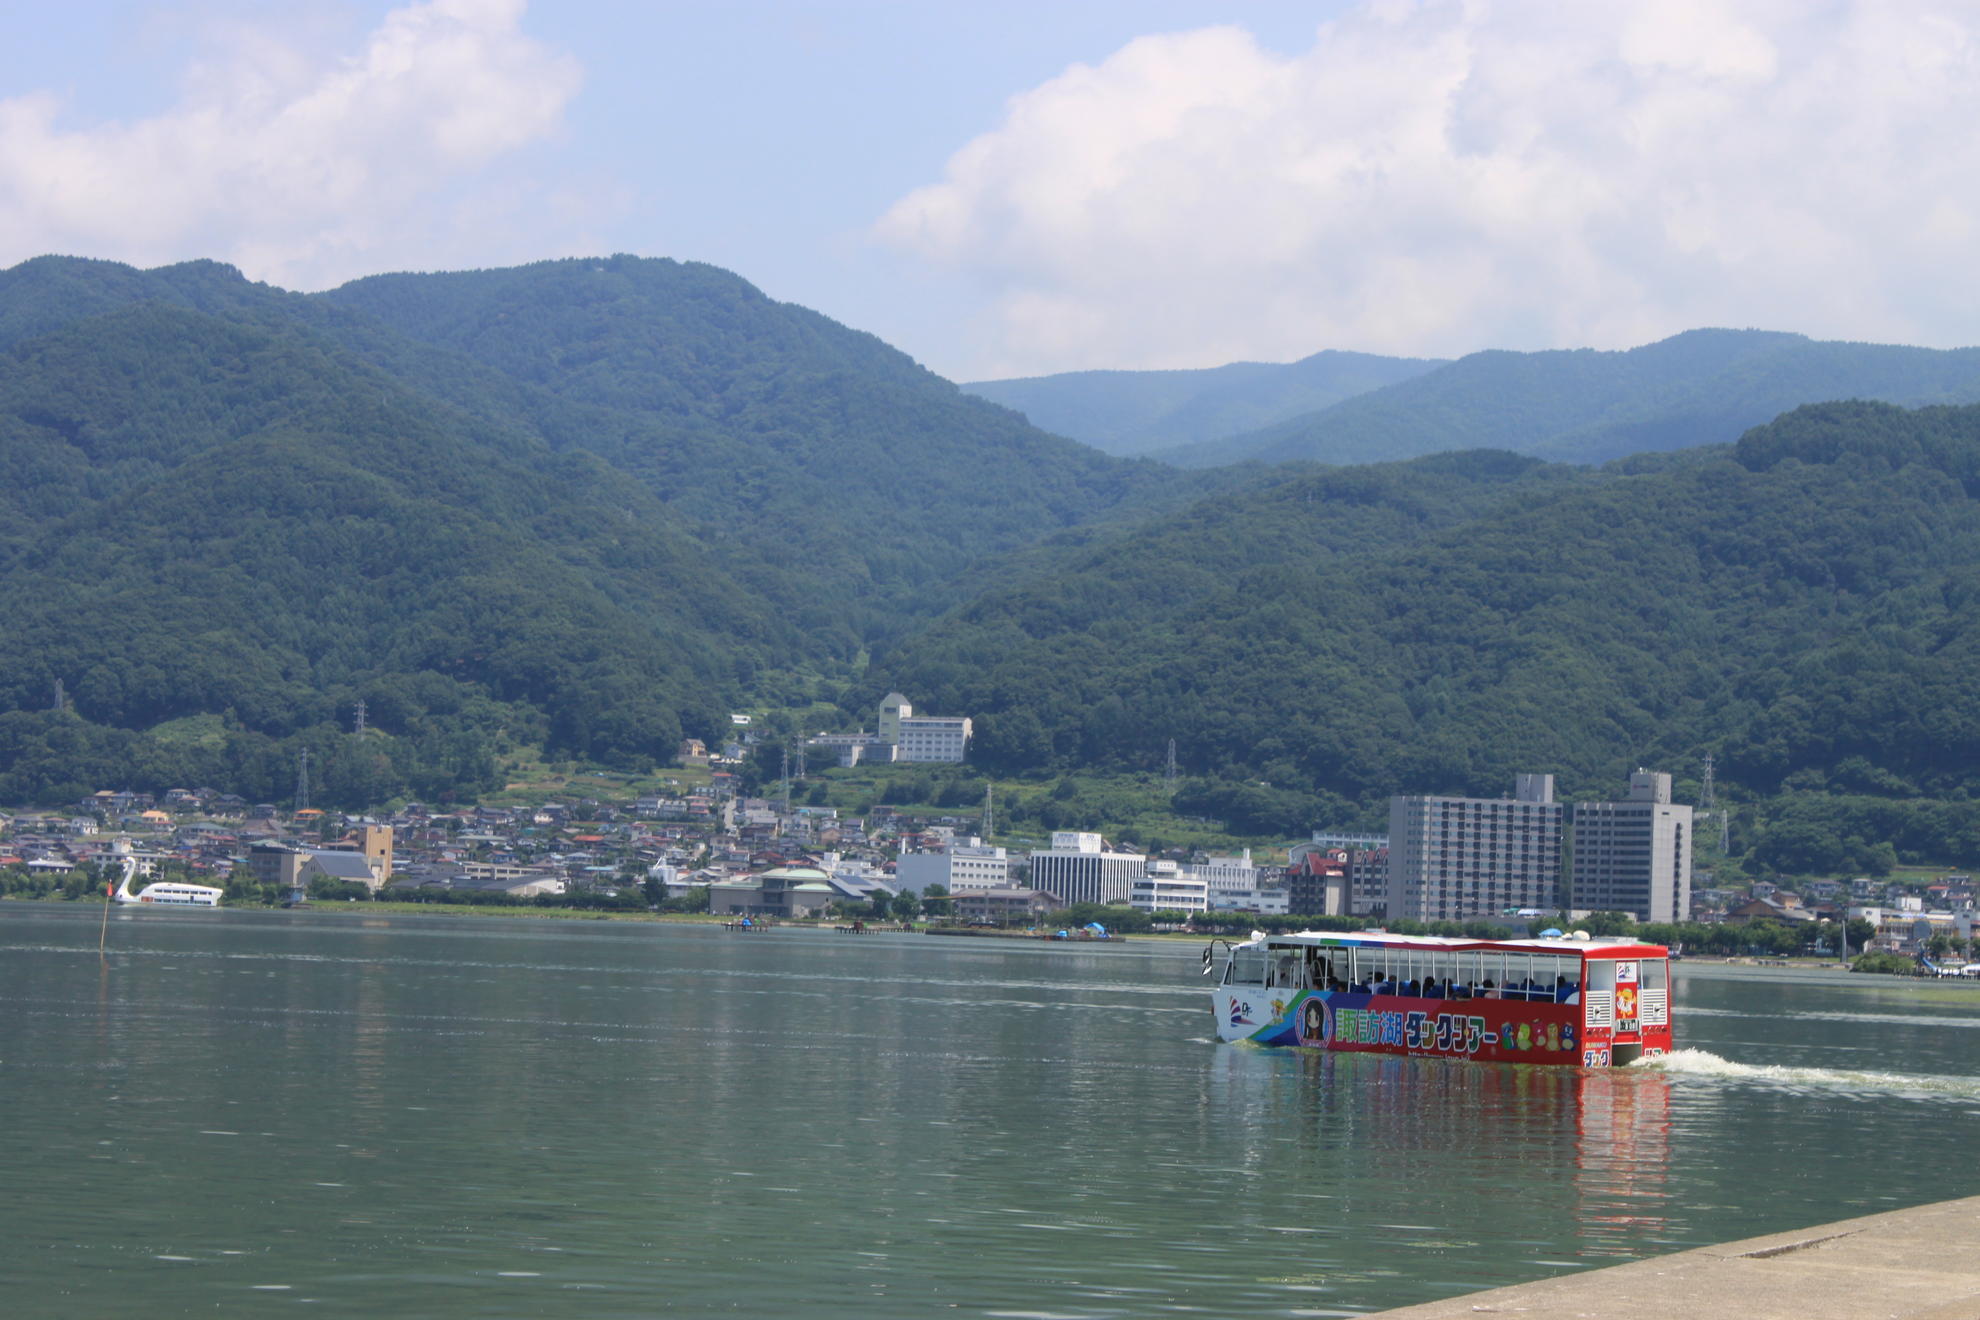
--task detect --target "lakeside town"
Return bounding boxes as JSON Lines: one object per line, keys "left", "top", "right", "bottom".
{"left": 3, "top": 697, "right": 1974, "bottom": 967}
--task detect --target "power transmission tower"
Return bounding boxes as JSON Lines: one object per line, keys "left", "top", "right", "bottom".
{"left": 353, "top": 700, "right": 367, "bottom": 736}
{"left": 52, "top": 678, "right": 65, "bottom": 712}
{"left": 982, "top": 784, "right": 994, "bottom": 840}
{"left": 1165, "top": 739, "right": 1178, "bottom": 795}
{"left": 295, "top": 747, "right": 311, "bottom": 813}
{"left": 1702, "top": 753, "right": 1730, "bottom": 852}
{"left": 779, "top": 746, "right": 791, "bottom": 818}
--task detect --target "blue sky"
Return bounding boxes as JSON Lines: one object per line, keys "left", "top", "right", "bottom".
{"left": 2, "top": 2, "right": 1977, "bottom": 380}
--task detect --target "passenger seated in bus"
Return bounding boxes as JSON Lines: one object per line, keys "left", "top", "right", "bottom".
{"left": 1373, "top": 971, "right": 1396, "bottom": 994}
{"left": 1422, "top": 978, "right": 1443, "bottom": 1000}
{"left": 1478, "top": 979, "right": 1497, "bottom": 998}
{"left": 1555, "top": 975, "right": 1580, "bottom": 1004}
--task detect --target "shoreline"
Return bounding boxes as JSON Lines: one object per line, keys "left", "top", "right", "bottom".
{"left": 1359, "top": 1195, "right": 1980, "bottom": 1319}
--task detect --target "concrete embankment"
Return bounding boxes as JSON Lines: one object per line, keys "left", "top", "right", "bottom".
{"left": 1363, "top": 1195, "right": 1980, "bottom": 1320}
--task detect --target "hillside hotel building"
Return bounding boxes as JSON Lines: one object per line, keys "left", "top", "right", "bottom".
{"left": 807, "top": 692, "right": 973, "bottom": 766}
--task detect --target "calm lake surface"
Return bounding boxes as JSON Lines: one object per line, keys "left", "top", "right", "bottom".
{"left": 4, "top": 904, "right": 1979, "bottom": 1317}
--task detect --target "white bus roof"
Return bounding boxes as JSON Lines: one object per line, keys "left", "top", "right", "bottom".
{"left": 1239, "top": 930, "right": 1667, "bottom": 957}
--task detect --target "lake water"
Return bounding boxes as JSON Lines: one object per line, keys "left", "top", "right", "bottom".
{"left": 4, "top": 904, "right": 1979, "bottom": 1317}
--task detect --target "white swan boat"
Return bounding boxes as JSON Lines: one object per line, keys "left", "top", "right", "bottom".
{"left": 112, "top": 856, "right": 223, "bottom": 907}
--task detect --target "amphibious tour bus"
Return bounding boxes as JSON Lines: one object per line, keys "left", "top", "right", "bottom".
{"left": 1208, "top": 930, "right": 1672, "bottom": 1067}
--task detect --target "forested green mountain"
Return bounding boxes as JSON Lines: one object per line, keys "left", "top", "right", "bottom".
{"left": 1161, "top": 329, "right": 1980, "bottom": 469}
{"left": 322, "top": 257, "right": 1175, "bottom": 617}
{"left": 964, "top": 349, "right": 1445, "bottom": 456}
{"left": 866, "top": 402, "right": 1980, "bottom": 875}
{"left": 0, "top": 254, "right": 1174, "bottom": 806}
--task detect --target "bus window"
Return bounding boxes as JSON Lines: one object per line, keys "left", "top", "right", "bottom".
{"left": 1227, "top": 949, "right": 1267, "bottom": 986}
{"left": 1586, "top": 960, "right": 1616, "bottom": 992}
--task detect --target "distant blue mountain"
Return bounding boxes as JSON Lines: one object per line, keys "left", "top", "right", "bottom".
{"left": 963, "top": 349, "right": 1446, "bottom": 456}
{"left": 1156, "top": 329, "right": 1980, "bottom": 468}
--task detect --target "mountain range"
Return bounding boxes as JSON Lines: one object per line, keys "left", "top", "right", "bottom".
{"left": 971, "top": 329, "right": 1980, "bottom": 469}
{"left": 4, "top": 252, "right": 1979, "bottom": 878}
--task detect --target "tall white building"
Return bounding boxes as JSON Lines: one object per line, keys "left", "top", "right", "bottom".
{"left": 1571, "top": 770, "right": 1693, "bottom": 923}
{"left": 1027, "top": 832, "right": 1147, "bottom": 906}
{"left": 893, "top": 839, "right": 1011, "bottom": 894}
{"left": 1387, "top": 774, "right": 1564, "bottom": 922}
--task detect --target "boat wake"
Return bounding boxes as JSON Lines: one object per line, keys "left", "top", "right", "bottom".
{"left": 1634, "top": 1047, "right": 1980, "bottom": 1102}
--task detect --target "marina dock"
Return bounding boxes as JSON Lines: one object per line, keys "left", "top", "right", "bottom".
{"left": 1362, "top": 1195, "right": 1980, "bottom": 1319}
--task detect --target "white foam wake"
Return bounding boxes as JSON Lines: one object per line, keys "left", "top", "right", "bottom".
{"left": 1634, "top": 1048, "right": 1980, "bottom": 1101}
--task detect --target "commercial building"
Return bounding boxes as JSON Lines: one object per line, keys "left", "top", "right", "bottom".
{"left": 1207, "top": 886, "right": 1290, "bottom": 916}
{"left": 1026, "top": 832, "right": 1147, "bottom": 907}
{"left": 1387, "top": 774, "right": 1565, "bottom": 923}
{"left": 953, "top": 886, "right": 1064, "bottom": 925}
{"left": 1129, "top": 861, "right": 1209, "bottom": 914}
{"left": 894, "top": 838, "right": 1012, "bottom": 894}
{"left": 1195, "top": 849, "right": 1258, "bottom": 895}
{"left": 1570, "top": 770, "right": 1693, "bottom": 924}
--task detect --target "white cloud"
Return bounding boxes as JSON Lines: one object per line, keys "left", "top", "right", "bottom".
{"left": 0, "top": 0, "right": 583, "bottom": 290}
{"left": 878, "top": 1, "right": 1980, "bottom": 377}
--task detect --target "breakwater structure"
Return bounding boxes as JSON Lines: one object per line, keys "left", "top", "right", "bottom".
{"left": 1362, "top": 1195, "right": 1980, "bottom": 1319}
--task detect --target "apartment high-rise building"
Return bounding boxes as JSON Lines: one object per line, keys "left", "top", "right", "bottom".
{"left": 1571, "top": 770, "right": 1693, "bottom": 923}
{"left": 1386, "top": 775, "right": 1564, "bottom": 922}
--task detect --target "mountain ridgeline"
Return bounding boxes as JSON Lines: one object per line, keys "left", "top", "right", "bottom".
{"left": 3, "top": 251, "right": 1980, "bottom": 880}
{"left": 963, "top": 349, "right": 1446, "bottom": 457}
{"left": 977, "top": 328, "right": 1980, "bottom": 469}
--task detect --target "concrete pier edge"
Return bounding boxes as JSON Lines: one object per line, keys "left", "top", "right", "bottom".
{"left": 1360, "top": 1195, "right": 1980, "bottom": 1319}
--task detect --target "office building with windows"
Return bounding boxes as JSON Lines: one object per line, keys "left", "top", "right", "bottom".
{"left": 894, "top": 838, "right": 1012, "bottom": 894}
{"left": 1026, "top": 832, "right": 1148, "bottom": 907}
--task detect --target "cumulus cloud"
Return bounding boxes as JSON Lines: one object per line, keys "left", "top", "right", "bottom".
{"left": 879, "top": 1, "right": 1980, "bottom": 376}
{"left": 0, "top": 0, "right": 583, "bottom": 289}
